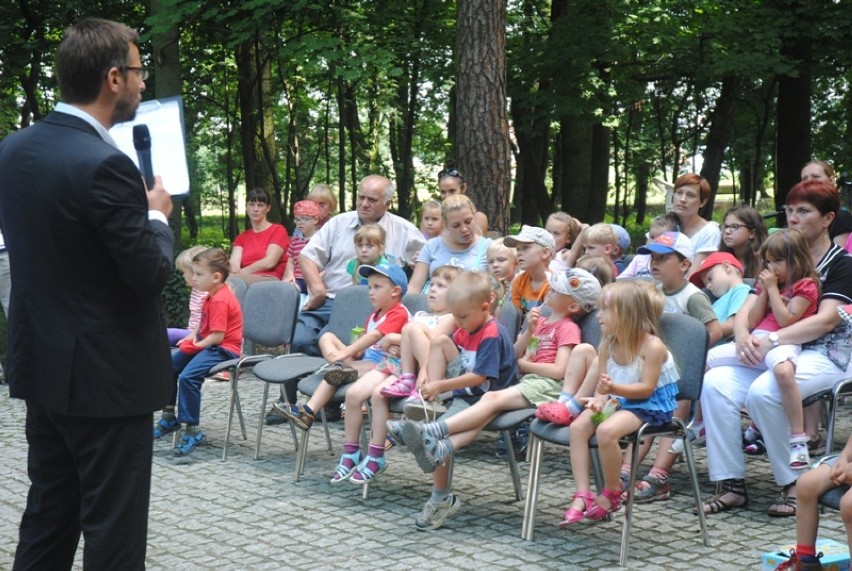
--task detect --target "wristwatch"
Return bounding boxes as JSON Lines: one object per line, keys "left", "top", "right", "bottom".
{"left": 768, "top": 332, "right": 780, "bottom": 348}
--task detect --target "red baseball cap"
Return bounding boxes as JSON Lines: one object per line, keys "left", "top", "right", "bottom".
{"left": 689, "top": 252, "right": 744, "bottom": 287}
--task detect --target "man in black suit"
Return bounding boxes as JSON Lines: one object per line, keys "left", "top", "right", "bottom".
{"left": 0, "top": 19, "right": 174, "bottom": 570}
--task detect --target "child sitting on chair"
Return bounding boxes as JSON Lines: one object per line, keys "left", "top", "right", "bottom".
{"left": 393, "top": 269, "right": 603, "bottom": 530}
{"left": 393, "top": 271, "right": 519, "bottom": 530}
{"left": 328, "top": 265, "right": 460, "bottom": 485}
{"left": 154, "top": 248, "right": 244, "bottom": 456}
{"left": 347, "top": 224, "right": 388, "bottom": 285}
{"left": 275, "top": 262, "right": 409, "bottom": 431}
{"left": 167, "top": 245, "right": 208, "bottom": 346}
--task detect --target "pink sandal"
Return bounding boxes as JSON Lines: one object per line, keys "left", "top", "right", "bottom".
{"left": 585, "top": 487, "right": 622, "bottom": 521}
{"left": 380, "top": 377, "right": 415, "bottom": 398}
{"left": 557, "top": 491, "right": 597, "bottom": 527}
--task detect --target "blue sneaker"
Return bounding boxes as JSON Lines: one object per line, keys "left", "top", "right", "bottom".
{"left": 174, "top": 430, "right": 206, "bottom": 456}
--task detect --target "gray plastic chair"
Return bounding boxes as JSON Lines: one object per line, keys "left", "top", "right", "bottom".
{"left": 205, "top": 280, "right": 302, "bottom": 460}
{"left": 522, "top": 313, "right": 711, "bottom": 567}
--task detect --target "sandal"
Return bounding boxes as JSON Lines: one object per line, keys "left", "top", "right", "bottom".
{"left": 535, "top": 402, "right": 577, "bottom": 426}
{"left": 585, "top": 487, "right": 622, "bottom": 521}
{"left": 173, "top": 430, "right": 206, "bottom": 456}
{"left": 698, "top": 478, "right": 748, "bottom": 515}
{"left": 153, "top": 416, "right": 180, "bottom": 439}
{"left": 330, "top": 450, "right": 361, "bottom": 484}
{"left": 380, "top": 377, "right": 415, "bottom": 398}
{"left": 349, "top": 455, "right": 387, "bottom": 484}
{"left": 557, "top": 491, "right": 596, "bottom": 527}
{"left": 768, "top": 484, "right": 797, "bottom": 518}
{"left": 632, "top": 472, "right": 671, "bottom": 504}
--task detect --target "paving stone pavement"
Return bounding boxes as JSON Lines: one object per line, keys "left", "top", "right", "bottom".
{"left": 1, "top": 377, "right": 849, "bottom": 570}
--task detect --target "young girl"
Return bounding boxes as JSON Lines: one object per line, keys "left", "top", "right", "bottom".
{"left": 167, "top": 245, "right": 208, "bottom": 346}
{"left": 547, "top": 212, "right": 582, "bottom": 273}
{"left": 560, "top": 281, "right": 678, "bottom": 525}
{"left": 487, "top": 238, "right": 518, "bottom": 312}
{"left": 307, "top": 183, "right": 337, "bottom": 227}
{"left": 617, "top": 212, "right": 679, "bottom": 279}
{"left": 283, "top": 200, "right": 321, "bottom": 305}
{"left": 346, "top": 224, "right": 388, "bottom": 285}
{"left": 705, "top": 229, "right": 820, "bottom": 469}
{"left": 154, "top": 248, "right": 244, "bottom": 456}
{"left": 437, "top": 161, "right": 489, "bottom": 235}
{"left": 419, "top": 200, "right": 443, "bottom": 239}
{"left": 330, "top": 265, "right": 460, "bottom": 485}
{"left": 717, "top": 206, "right": 768, "bottom": 280}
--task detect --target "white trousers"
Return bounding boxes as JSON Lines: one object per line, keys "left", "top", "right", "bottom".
{"left": 702, "top": 349, "right": 849, "bottom": 486}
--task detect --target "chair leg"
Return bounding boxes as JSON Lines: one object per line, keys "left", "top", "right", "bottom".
{"left": 233, "top": 374, "right": 247, "bottom": 440}
{"left": 222, "top": 378, "right": 237, "bottom": 462}
{"left": 254, "top": 383, "right": 270, "bottom": 460}
{"left": 682, "top": 431, "right": 710, "bottom": 548}
{"left": 321, "top": 407, "right": 333, "bottom": 451}
{"left": 825, "top": 396, "right": 838, "bottom": 456}
{"left": 619, "top": 430, "right": 645, "bottom": 567}
{"left": 521, "top": 435, "right": 543, "bottom": 541}
{"left": 294, "top": 427, "right": 311, "bottom": 481}
{"left": 502, "top": 430, "right": 524, "bottom": 501}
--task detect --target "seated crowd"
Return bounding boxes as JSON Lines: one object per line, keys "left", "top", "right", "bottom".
{"left": 154, "top": 161, "right": 852, "bottom": 569}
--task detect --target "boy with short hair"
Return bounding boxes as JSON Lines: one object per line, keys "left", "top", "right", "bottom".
{"left": 609, "top": 223, "right": 632, "bottom": 274}
{"left": 689, "top": 251, "right": 752, "bottom": 342}
{"left": 504, "top": 225, "right": 555, "bottom": 315}
{"left": 154, "top": 248, "right": 244, "bottom": 456}
{"left": 624, "top": 231, "right": 721, "bottom": 501}
{"left": 275, "top": 262, "right": 409, "bottom": 430}
{"left": 397, "top": 271, "right": 519, "bottom": 530}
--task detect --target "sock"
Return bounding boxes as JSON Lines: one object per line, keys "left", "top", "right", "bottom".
{"left": 434, "top": 438, "right": 454, "bottom": 462}
{"left": 162, "top": 409, "right": 176, "bottom": 421}
{"left": 558, "top": 391, "right": 572, "bottom": 403}
{"left": 790, "top": 432, "right": 808, "bottom": 443}
{"left": 340, "top": 442, "right": 360, "bottom": 470}
{"left": 565, "top": 398, "right": 582, "bottom": 416}
{"left": 430, "top": 487, "right": 451, "bottom": 503}
{"left": 185, "top": 424, "right": 200, "bottom": 435}
{"left": 648, "top": 467, "right": 668, "bottom": 481}
{"left": 796, "top": 544, "right": 817, "bottom": 558}
{"left": 303, "top": 404, "right": 314, "bottom": 416}
{"left": 362, "top": 444, "right": 386, "bottom": 474}
{"left": 399, "top": 373, "right": 415, "bottom": 385}
{"left": 423, "top": 420, "right": 449, "bottom": 439}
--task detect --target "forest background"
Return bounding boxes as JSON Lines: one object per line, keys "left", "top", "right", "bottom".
{"left": 1, "top": 0, "right": 852, "bottom": 331}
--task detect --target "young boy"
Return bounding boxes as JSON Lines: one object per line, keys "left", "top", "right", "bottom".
{"left": 624, "top": 231, "right": 721, "bottom": 501}
{"left": 772, "top": 432, "right": 852, "bottom": 570}
{"left": 154, "top": 248, "right": 244, "bottom": 456}
{"left": 391, "top": 270, "right": 518, "bottom": 530}
{"left": 689, "top": 251, "right": 752, "bottom": 342}
{"left": 618, "top": 213, "right": 680, "bottom": 279}
{"left": 283, "top": 200, "right": 322, "bottom": 303}
{"left": 275, "top": 262, "right": 409, "bottom": 430}
{"left": 505, "top": 225, "right": 555, "bottom": 315}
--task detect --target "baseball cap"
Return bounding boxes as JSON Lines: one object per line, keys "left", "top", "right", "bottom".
{"left": 549, "top": 268, "right": 602, "bottom": 313}
{"left": 637, "top": 231, "right": 694, "bottom": 261}
{"left": 503, "top": 225, "right": 556, "bottom": 254}
{"left": 688, "top": 252, "right": 744, "bottom": 287}
{"left": 609, "top": 224, "right": 631, "bottom": 251}
{"left": 358, "top": 262, "right": 408, "bottom": 296}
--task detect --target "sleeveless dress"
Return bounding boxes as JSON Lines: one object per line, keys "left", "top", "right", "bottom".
{"left": 608, "top": 342, "right": 680, "bottom": 426}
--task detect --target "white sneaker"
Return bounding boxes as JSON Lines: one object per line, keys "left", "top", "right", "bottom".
{"left": 415, "top": 494, "right": 461, "bottom": 531}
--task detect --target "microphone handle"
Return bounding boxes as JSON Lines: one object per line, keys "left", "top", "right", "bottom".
{"left": 136, "top": 149, "right": 154, "bottom": 189}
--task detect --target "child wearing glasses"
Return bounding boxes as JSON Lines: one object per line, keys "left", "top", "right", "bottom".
{"left": 718, "top": 206, "right": 768, "bottom": 280}
{"left": 283, "top": 200, "right": 322, "bottom": 304}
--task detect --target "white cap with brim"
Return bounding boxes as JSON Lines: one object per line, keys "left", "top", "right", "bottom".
{"left": 503, "top": 225, "right": 556, "bottom": 254}
{"left": 549, "top": 268, "right": 602, "bottom": 313}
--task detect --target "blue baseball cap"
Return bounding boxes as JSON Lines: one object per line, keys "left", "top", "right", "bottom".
{"left": 358, "top": 262, "right": 408, "bottom": 296}
{"left": 637, "top": 231, "right": 694, "bottom": 261}
{"left": 609, "top": 224, "right": 631, "bottom": 251}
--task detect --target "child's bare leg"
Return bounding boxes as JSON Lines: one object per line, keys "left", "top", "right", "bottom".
{"left": 596, "top": 410, "right": 643, "bottom": 494}
{"left": 343, "top": 370, "right": 387, "bottom": 442}
{"left": 795, "top": 464, "right": 836, "bottom": 552}
{"left": 562, "top": 346, "right": 597, "bottom": 396}
{"left": 347, "top": 359, "right": 377, "bottom": 377}
{"left": 304, "top": 381, "right": 337, "bottom": 415}
{"left": 426, "top": 335, "right": 458, "bottom": 386}
{"left": 444, "top": 388, "right": 529, "bottom": 436}
{"left": 842, "top": 487, "right": 852, "bottom": 549}
{"left": 370, "top": 381, "right": 397, "bottom": 445}
{"left": 775, "top": 360, "right": 804, "bottom": 435}
{"left": 567, "top": 410, "right": 597, "bottom": 510}
{"left": 318, "top": 333, "right": 345, "bottom": 361}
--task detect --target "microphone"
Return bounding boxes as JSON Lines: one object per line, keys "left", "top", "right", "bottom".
{"left": 132, "top": 124, "right": 154, "bottom": 189}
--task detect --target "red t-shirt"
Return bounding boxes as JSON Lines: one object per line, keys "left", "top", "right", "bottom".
{"left": 233, "top": 224, "right": 290, "bottom": 279}
{"left": 366, "top": 302, "right": 410, "bottom": 349}
{"left": 199, "top": 285, "right": 244, "bottom": 354}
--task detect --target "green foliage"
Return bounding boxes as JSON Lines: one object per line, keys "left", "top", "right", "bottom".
{"left": 162, "top": 265, "right": 190, "bottom": 329}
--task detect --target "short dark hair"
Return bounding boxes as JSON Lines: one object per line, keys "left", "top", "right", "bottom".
{"left": 192, "top": 248, "right": 230, "bottom": 280}
{"left": 56, "top": 18, "right": 139, "bottom": 104}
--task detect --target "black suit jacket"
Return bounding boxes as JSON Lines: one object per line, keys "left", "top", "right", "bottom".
{"left": 0, "top": 111, "right": 174, "bottom": 417}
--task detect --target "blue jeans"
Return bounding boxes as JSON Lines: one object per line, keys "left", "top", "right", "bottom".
{"left": 291, "top": 298, "right": 334, "bottom": 356}
{"left": 173, "top": 346, "right": 238, "bottom": 426}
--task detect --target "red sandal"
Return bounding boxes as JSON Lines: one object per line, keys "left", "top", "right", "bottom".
{"left": 557, "top": 491, "right": 597, "bottom": 527}
{"left": 585, "top": 487, "right": 622, "bottom": 521}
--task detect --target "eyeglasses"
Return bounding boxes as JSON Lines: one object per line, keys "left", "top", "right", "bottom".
{"left": 121, "top": 66, "right": 149, "bottom": 81}
{"left": 720, "top": 223, "right": 751, "bottom": 232}
{"left": 294, "top": 216, "right": 316, "bottom": 223}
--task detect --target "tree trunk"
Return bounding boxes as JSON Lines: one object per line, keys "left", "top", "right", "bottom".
{"left": 510, "top": 97, "right": 550, "bottom": 226}
{"left": 588, "top": 122, "right": 609, "bottom": 223}
{"left": 455, "top": 0, "right": 511, "bottom": 234}
{"left": 700, "top": 74, "right": 741, "bottom": 218}
{"left": 556, "top": 116, "right": 593, "bottom": 221}
{"left": 775, "top": 70, "right": 811, "bottom": 210}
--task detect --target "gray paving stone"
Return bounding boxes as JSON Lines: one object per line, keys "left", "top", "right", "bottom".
{"left": 1, "top": 378, "right": 850, "bottom": 569}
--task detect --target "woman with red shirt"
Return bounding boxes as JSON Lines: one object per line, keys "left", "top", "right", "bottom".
{"left": 229, "top": 188, "right": 289, "bottom": 284}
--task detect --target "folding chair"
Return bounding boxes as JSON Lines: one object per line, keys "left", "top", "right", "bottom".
{"left": 204, "top": 281, "right": 304, "bottom": 460}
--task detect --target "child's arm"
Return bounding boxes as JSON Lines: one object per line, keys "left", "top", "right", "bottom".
{"left": 563, "top": 225, "right": 590, "bottom": 268}
{"left": 598, "top": 337, "right": 667, "bottom": 401}
{"left": 513, "top": 307, "right": 541, "bottom": 357}
{"left": 379, "top": 333, "right": 402, "bottom": 352}
{"left": 421, "top": 372, "right": 487, "bottom": 400}
{"left": 282, "top": 257, "right": 295, "bottom": 283}
{"left": 746, "top": 287, "right": 767, "bottom": 330}
{"left": 519, "top": 344, "right": 574, "bottom": 379}
{"left": 193, "top": 331, "right": 225, "bottom": 349}
{"left": 325, "top": 329, "right": 383, "bottom": 363}
{"left": 830, "top": 434, "right": 852, "bottom": 486}
{"left": 407, "top": 262, "right": 429, "bottom": 294}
